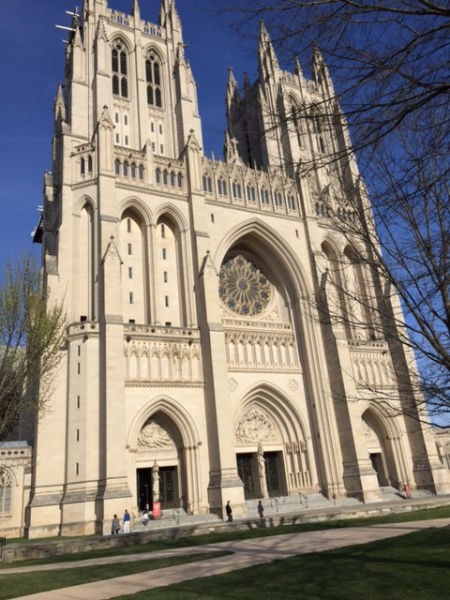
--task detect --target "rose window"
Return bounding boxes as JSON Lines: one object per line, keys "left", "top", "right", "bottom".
{"left": 219, "top": 255, "right": 271, "bottom": 315}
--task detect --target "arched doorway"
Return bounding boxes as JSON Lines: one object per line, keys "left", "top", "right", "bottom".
{"left": 129, "top": 399, "right": 203, "bottom": 515}
{"left": 234, "top": 389, "right": 315, "bottom": 500}
{"left": 135, "top": 412, "right": 182, "bottom": 511}
{"left": 362, "top": 411, "right": 399, "bottom": 488}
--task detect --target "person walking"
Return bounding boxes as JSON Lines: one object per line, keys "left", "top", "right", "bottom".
{"left": 123, "top": 509, "right": 131, "bottom": 533}
{"left": 226, "top": 500, "right": 233, "bottom": 522}
{"left": 111, "top": 514, "right": 120, "bottom": 535}
{"left": 258, "top": 500, "right": 264, "bottom": 519}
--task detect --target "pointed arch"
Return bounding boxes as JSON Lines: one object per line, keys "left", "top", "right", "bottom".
{"left": 233, "top": 382, "right": 309, "bottom": 444}
{"left": 127, "top": 395, "right": 200, "bottom": 451}
{"left": 75, "top": 195, "right": 96, "bottom": 320}
{"left": 120, "top": 203, "right": 150, "bottom": 324}
{"left": 118, "top": 196, "right": 153, "bottom": 226}
{"left": 214, "top": 218, "right": 312, "bottom": 300}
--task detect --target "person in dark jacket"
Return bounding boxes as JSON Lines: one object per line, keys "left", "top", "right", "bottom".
{"left": 111, "top": 514, "right": 120, "bottom": 534}
{"left": 226, "top": 500, "right": 233, "bottom": 522}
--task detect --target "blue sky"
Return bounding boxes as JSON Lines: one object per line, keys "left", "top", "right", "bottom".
{"left": 0, "top": 0, "right": 260, "bottom": 265}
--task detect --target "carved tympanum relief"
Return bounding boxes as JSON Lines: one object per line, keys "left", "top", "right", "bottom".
{"left": 236, "top": 407, "right": 279, "bottom": 444}
{"left": 137, "top": 418, "right": 176, "bottom": 450}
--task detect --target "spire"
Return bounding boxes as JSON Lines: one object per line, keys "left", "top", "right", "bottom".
{"left": 312, "top": 42, "right": 334, "bottom": 96}
{"left": 226, "top": 67, "right": 240, "bottom": 105}
{"left": 132, "top": 0, "right": 140, "bottom": 18}
{"left": 54, "top": 83, "right": 66, "bottom": 123}
{"left": 294, "top": 56, "right": 303, "bottom": 79}
{"left": 223, "top": 130, "right": 239, "bottom": 163}
{"left": 159, "top": 0, "right": 182, "bottom": 40}
{"left": 258, "top": 20, "right": 279, "bottom": 81}
{"left": 243, "top": 72, "right": 251, "bottom": 92}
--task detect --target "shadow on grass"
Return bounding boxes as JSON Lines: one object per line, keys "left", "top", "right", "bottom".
{"left": 0, "top": 551, "right": 232, "bottom": 600}
{"left": 112, "top": 529, "right": 450, "bottom": 600}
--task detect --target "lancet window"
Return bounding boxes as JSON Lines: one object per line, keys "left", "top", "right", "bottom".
{"left": 203, "top": 173, "right": 212, "bottom": 193}
{"left": 146, "top": 52, "right": 163, "bottom": 108}
{"left": 112, "top": 41, "right": 128, "bottom": 98}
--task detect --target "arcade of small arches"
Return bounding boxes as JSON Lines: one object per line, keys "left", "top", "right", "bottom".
{"left": 202, "top": 172, "right": 297, "bottom": 210}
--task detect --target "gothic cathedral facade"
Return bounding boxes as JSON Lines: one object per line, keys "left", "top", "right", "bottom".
{"left": 17, "top": 0, "right": 449, "bottom": 537}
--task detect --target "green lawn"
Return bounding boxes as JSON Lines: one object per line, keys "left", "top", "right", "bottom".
{"left": 113, "top": 528, "right": 450, "bottom": 600}
{"left": 0, "top": 552, "right": 231, "bottom": 600}
{"left": 1, "top": 505, "right": 448, "bottom": 570}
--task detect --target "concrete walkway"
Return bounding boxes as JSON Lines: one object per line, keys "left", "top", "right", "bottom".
{"left": 5, "top": 518, "right": 449, "bottom": 600}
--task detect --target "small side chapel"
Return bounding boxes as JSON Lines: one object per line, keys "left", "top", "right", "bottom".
{"left": 3, "top": 0, "right": 449, "bottom": 538}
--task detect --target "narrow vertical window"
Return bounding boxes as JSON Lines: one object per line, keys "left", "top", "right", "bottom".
{"left": 112, "top": 42, "right": 128, "bottom": 98}
{"left": 127, "top": 218, "right": 131, "bottom": 232}
{"left": 163, "top": 271, "right": 168, "bottom": 282}
{"left": 128, "top": 243, "right": 132, "bottom": 255}
{"left": 165, "top": 296, "right": 169, "bottom": 307}
{"left": 129, "top": 267, "right": 133, "bottom": 279}
{"left": 161, "top": 224, "right": 165, "bottom": 238}
{"left": 80, "top": 157, "right": 85, "bottom": 175}
{"left": 115, "top": 160, "right": 120, "bottom": 175}
{"left": 146, "top": 53, "right": 163, "bottom": 108}
{"left": 77, "top": 395, "right": 80, "bottom": 408}
{"left": 129, "top": 292, "right": 134, "bottom": 304}
{"left": 75, "top": 463, "right": 79, "bottom": 476}
{"left": 76, "top": 429, "right": 80, "bottom": 442}
{"left": 88, "top": 156, "right": 92, "bottom": 173}
{"left": 162, "top": 248, "right": 166, "bottom": 259}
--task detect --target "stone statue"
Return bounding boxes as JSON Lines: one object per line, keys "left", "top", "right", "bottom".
{"left": 152, "top": 462, "right": 160, "bottom": 500}
{"left": 258, "top": 442, "right": 268, "bottom": 498}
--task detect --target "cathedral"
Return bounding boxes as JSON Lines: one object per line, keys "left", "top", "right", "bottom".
{"left": 3, "top": 0, "right": 450, "bottom": 538}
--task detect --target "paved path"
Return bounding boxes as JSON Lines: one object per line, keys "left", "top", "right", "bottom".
{"left": 5, "top": 518, "right": 449, "bottom": 600}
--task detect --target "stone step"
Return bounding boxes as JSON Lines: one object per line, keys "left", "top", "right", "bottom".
{"left": 132, "top": 510, "right": 222, "bottom": 532}
{"left": 245, "top": 493, "right": 361, "bottom": 516}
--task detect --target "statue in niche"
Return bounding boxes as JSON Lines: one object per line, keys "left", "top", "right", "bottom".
{"left": 152, "top": 461, "right": 160, "bottom": 500}
{"left": 258, "top": 442, "right": 268, "bottom": 499}
{"left": 138, "top": 418, "right": 175, "bottom": 450}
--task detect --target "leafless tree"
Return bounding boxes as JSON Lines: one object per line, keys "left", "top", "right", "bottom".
{"left": 214, "top": 0, "right": 450, "bottom": 423}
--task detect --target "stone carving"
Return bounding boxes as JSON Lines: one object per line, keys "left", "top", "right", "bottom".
{"left": 152, "top": 461, "right": 160, "bottom": 499}
{"left": 288, "top": 379, "right": 299, "bottom": 391}
{"left": 219, "top": 255, "right": 271, "bottom": 316}
{"left": 229, "top": 378, "right": 238, "bottom": 391}
{"left": 258, "top": 442, "right": 268, "bottom": 498}
{"left": 0, "top": 469, "right": 12, "bottom": 488}
{"left": 138, "top": 419, "right": 175, "bottom": 450}
{"left": 236, "top": 407, "right": 279, "bottom": 444}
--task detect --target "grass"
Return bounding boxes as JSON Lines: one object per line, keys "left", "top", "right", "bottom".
{"left": 112, "top": 528, "right": 450, "bottom": 600}
{"left": 0, "top": 551, "right": 231, "bottom": 600}
{"left": 1, "top": 504, "right": 448, "bottom": 570}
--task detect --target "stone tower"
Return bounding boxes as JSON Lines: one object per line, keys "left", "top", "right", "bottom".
{"left": 21, "top": 0, "right": 449, "bottom": 538}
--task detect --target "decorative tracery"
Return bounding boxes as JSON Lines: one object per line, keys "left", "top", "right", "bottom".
{"left": 219, "top": 255, "right": 272, "bottom": 316}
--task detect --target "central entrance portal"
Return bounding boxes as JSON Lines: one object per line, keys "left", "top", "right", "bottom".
{"left": 237, "top": 451, "right": 283, "bottom": 499}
